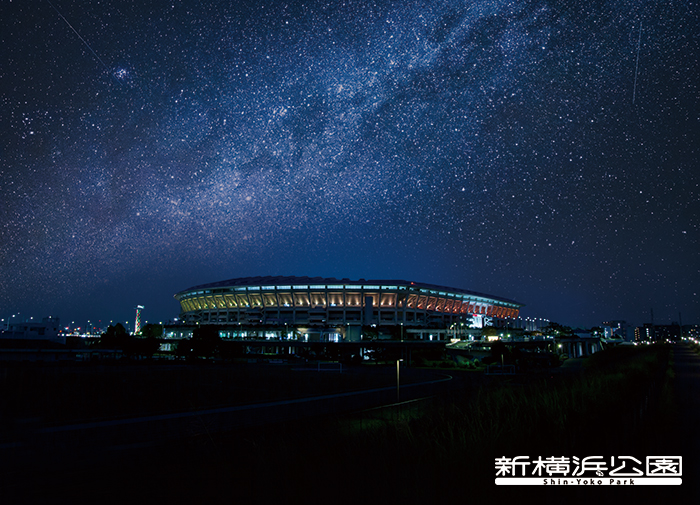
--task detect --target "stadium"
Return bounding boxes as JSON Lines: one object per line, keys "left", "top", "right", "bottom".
{"left": 173, "top": 276, "right": 523, "bottom": 342}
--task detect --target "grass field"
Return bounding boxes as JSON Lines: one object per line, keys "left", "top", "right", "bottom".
{"left": 2, "top": 344, "right": 679, "bottom": 504}
{"left": 0, "top": 361, "right": 433, "bottom": 426}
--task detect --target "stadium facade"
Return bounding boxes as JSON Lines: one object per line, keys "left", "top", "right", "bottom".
{"left": 173, "top": 276, "right": 523, "bottom": 342}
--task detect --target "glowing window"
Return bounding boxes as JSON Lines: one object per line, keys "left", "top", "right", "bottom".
{"left": 346, "top": 292, "right": 361, "bottom": 306}
{"left": 328, "top": 292, "right": 344, "bottom": 306}
{"left": 380, "top": 293, "right": 396, "bottom": 307}
{"left": 406, "top": 294, "right": 418, "bottom": 308}
{"left": 310, "top": 292, "right": 326, "bottom": 306}
{"left": 294, "top": 292, "right": 310, "bottom": 306}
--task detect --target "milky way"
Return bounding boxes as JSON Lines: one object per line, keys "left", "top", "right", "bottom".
{"left": 1, "top": 0, "right": 698, "bottom": 328}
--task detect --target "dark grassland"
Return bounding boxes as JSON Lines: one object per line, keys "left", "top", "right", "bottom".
{"left": 0, "top": 361, "right": 427, "bottom": 425}
{"left": 2, "top": 345, "right": 679, "bottom": 504}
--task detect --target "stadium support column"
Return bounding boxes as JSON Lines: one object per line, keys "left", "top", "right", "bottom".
{"left": 363, "top": 296, "right": 374, "bottom": 325}
{"left": 346, "top": 325, "right": 361, "bottom": 342}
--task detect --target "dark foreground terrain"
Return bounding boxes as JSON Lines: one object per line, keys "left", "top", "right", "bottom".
{"left": 1, "top": 345, "right": 696, "bottom": 504}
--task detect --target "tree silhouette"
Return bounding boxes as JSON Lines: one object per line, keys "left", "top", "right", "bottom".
{"left": 98, "top": 323, "right": 131, "bottom": 350}
{"left": 178, "top": 325, "right": 221, "bottom": 359}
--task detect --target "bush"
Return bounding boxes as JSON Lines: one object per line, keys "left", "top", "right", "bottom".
{"left": 412, "top": 356, "right": 427, "bottom": 367}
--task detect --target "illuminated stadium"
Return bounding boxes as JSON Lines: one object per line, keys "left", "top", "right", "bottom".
{"left": 173, "top": 276, "right": 523, "bottom": 342}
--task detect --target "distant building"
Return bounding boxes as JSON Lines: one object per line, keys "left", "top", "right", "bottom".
{"left": 170, "top": 275, "right": 524, "bottom": 342}
{"left": 634, "top": 323, "right": 684, "bottom": 343}
{"left": 654, "top": 323, "right": 682, "bottom": 342}
{"left": 634, "top": 324, "right": 655, "bottom": 343}
{"left": 504, "top": 317, "right": 551, "bottom": 332}
{"left": 684, "top": 324, "right": 700, "bottom": 339}
{"left": 0, "top": 316, "right": 65, "bottom": 345}
{"left": 602, "top": 320, "right": 630, "bottom": 342}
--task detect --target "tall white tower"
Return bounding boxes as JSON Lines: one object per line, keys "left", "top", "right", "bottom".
{"left": 134, "top": 305, "right": 144, "bottom": 335}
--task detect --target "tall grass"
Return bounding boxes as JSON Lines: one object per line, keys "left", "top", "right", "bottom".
{"left": 199, "top": 344, "right": 674, "bottom": 502}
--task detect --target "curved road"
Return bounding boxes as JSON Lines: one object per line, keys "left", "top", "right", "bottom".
{"left": 1, "top": 368, "right": 454, "bottom": 469}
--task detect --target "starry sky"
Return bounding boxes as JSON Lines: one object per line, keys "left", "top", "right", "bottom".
{"left": 1, "top": 0, "right": 698, "bottom": 330}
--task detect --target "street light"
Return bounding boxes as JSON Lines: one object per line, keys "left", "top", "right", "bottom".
{"left": 396, "top": 359, "right": 404, "bottom": 402}
{"left": 6, "top": 313, "right": 19, "bottom": 331}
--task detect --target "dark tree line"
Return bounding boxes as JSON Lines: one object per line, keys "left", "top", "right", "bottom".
{"left": 97, "top": 323, "right": 160, "bottom": 358}
{"left": 176, "top": 325, "right": 221, "bottom": 360}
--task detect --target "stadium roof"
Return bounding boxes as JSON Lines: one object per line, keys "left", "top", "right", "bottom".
{"left": 177, "top": 276, "right": 523, "bottom": 307}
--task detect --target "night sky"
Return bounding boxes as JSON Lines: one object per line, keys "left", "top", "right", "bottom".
{"left": 1, "top": 0, "right": 698, "bottom": 330}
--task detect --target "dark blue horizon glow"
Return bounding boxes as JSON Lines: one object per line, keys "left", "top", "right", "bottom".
{"left": 1, "top": 0, "right": 698, "bottom": 329}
